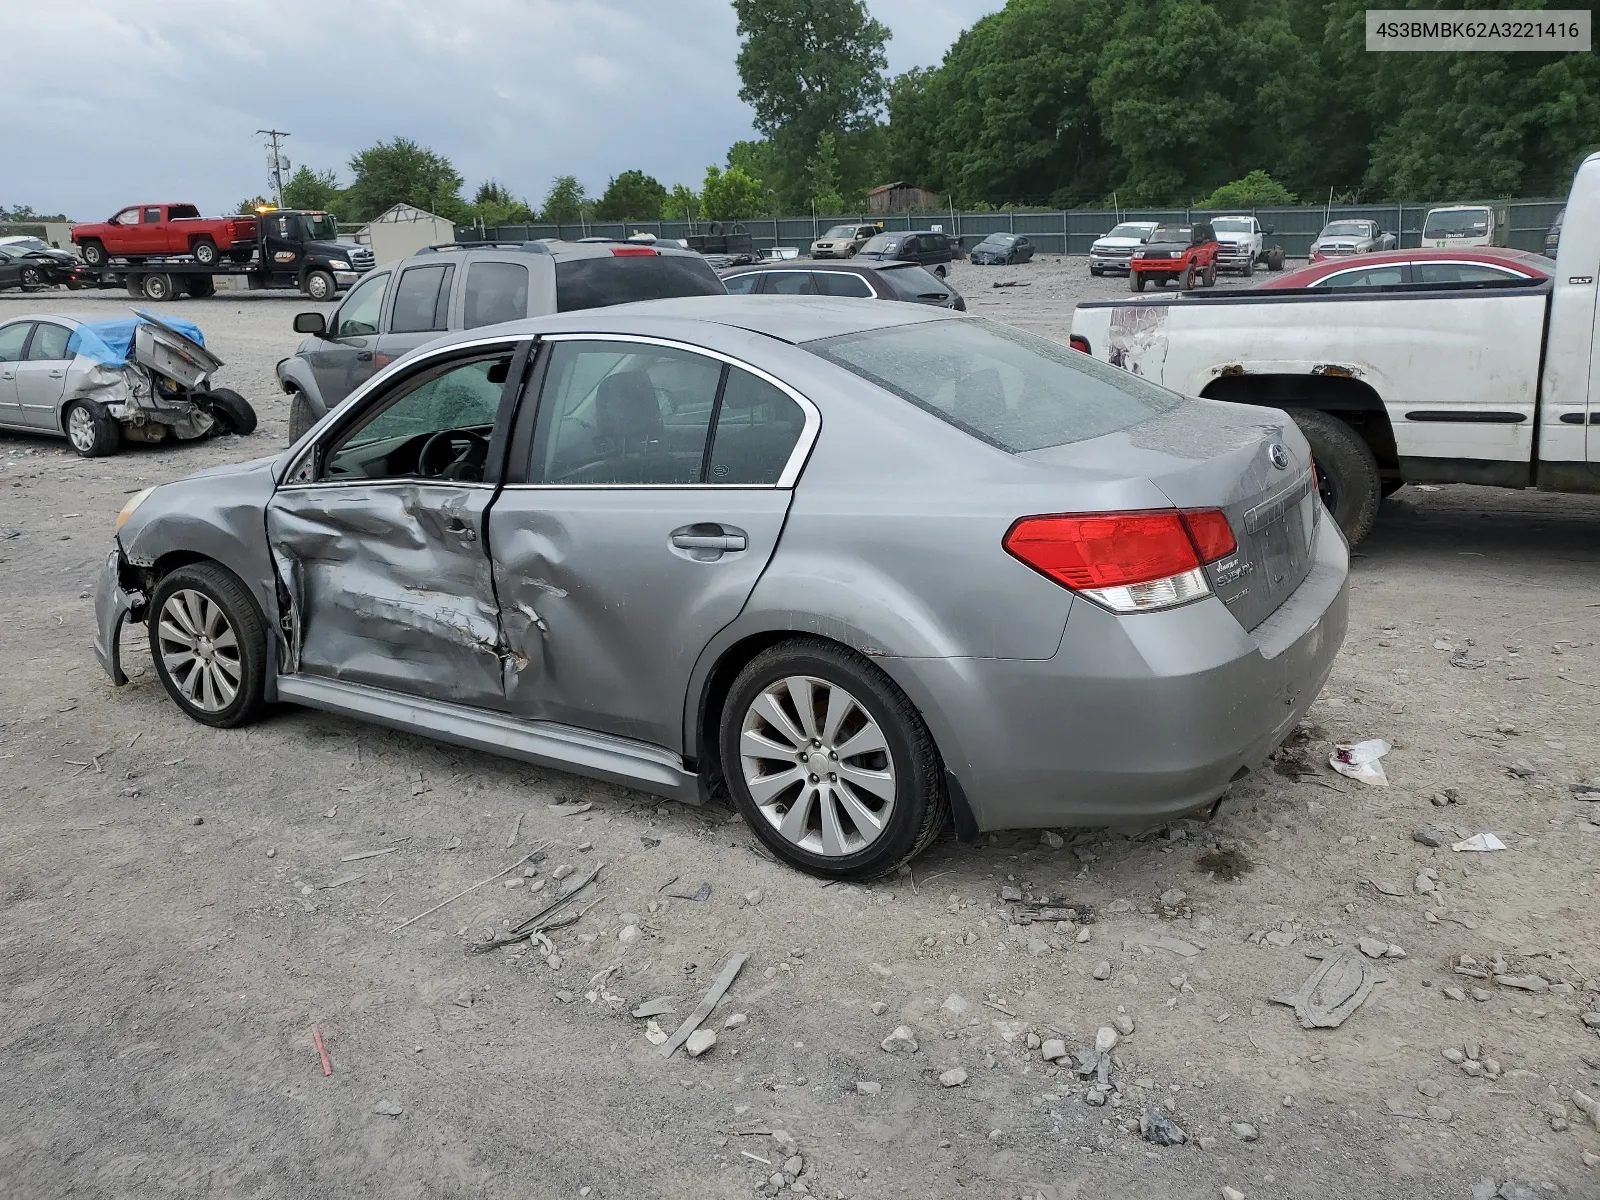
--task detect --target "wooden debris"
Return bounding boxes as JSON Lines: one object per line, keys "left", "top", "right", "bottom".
{"left": 661, "top": 952, "right": 749, "bottom": 1059}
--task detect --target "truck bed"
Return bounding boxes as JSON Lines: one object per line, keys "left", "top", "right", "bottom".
{"left": 1071, "top": 280, "right": 1551, "bottom": 474}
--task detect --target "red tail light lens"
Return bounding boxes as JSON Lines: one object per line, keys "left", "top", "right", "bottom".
{"left": 610, "top": 246, "right": 657, "bottom": 257}
{"left": 1180, "top": 509, "right": 1237, "bottom": 561}
{"left": 1069, "top": 334, "right": 1091, "bottom": 354}
{"left": 1004, "top": 508, "right": 1238, "bottom": 613}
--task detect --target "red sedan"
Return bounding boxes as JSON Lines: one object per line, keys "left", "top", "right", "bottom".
{"left": 1261, "top": 247, "right": 1551, "bottom": 289}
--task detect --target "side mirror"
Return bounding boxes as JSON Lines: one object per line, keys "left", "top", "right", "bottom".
{"left": 293, "top": 311, "right": 327, "bottom": 336}
{"left": 1264, "top": 226, "right": 1275, "bottom": 236}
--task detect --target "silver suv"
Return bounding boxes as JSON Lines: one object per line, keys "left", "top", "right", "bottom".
{"left": 277, "top": 240, "right": 725, "bottom": 438}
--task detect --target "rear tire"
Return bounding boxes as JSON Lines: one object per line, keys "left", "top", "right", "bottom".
{"left": 719, "top": 638, "right": 948, "bottom": 879}
{"left": 304, "top": 270, "right": 336, "bottom": 301}
{"left": 148, "top": 562, "right": 268, "bottom": 729}
{"left": 228, "top": 250, "right": 253, "bottom": 264}
{"left": 207, "top": 388, "right": 257, "bottom": 436}
{"left": 185, "top": 275, "right": 216, "bottom": 298}
{"left": 63, "top": 401, "right": 120, "bottom": 458}
{"left": 1291, "top": 409, "right": 1381, "bottom": 545}
{"left": 190, "top": 237, "right": 219, "bottom": 266}
{"left": 140, "top": 273, "right": 175, "bottom": 301}
{"left": 80, "top": 240, "right": 107, "bottom": 267}
{"left": 1203, "top": 262, "right": 1217, "bottom": 287}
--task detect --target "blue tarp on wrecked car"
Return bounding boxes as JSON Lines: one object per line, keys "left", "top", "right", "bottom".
{"left": 66, "top": 312, "right": 207, "bottom": 367}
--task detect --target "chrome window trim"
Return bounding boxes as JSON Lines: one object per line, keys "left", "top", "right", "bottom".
{"left": 1312, "top": 259, "right": 1532, "bottom": 289}
{"left": 279, "top": 332, "right": 535, "bottom": 488}
{"left": 508, "top": 331, "right": 822, "bottom": 490}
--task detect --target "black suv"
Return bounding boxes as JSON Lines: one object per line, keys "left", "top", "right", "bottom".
{"left": 278, "top": 240, "right": 726, "bottom": 438}
{"left": 853, "top": 230, "right": 955, "bottom": 278}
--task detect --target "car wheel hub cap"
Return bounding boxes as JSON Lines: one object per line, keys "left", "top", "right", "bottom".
{"left": 157, "top": 589, "right": 241, "bottom": 714}
{"left": 740, "top": 675, "right": 896, "bottom": 858}
{"left": 68, "top": 408, "right": 94, "bottom": 450}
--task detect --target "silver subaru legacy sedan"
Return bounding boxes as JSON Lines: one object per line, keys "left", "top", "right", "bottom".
{"left": 94, "top": 297, "right": 1348, "bottom": 878}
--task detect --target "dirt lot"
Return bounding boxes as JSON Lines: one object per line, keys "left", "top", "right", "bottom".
{"left": 1, "top": 266, "right": 1598, "bottom": 1200}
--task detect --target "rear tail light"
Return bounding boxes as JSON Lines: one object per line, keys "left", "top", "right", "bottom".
{"left": 610, "top": 246, "right": 657, "bottom": 257}
{"left": 1069, "top": 334, "right": 1091, "bottom": 354}
{"left": 1003, "top": 508, "right": 1237, "bottom": 613}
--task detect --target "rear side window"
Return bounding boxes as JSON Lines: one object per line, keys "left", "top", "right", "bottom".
{"left": 390, "top": 263, "right": 455, "bottom": 334}
{"left": 168, "top": 204, "right": 201, "bottom": 220}
{"left": 764, "top": 272, "right": 816, "bottom": 295}
{"left": 143, "top": 207, "right": 162, "bottom": 223}
{"left": 814, "top": 272, "right": 873, "bottom": 298}
{"left": 1416, "top": 263, "right": 1520, "bottom": 285}
{"left": 1316, "top": 266, "right": 1405, "bottom": 288}
{"left": 707, "top": 368, "right": 806, "bottom": 484}
{"left": 808, "top": 317, "right": 1180, "bottom": 453}
{"left": 27, "top": 322, "right": 71, "bottom": 361}
{"left": 555, "top": 254, "right": 725, "bottom": 312}
{"left": 464, "top": 262, "right": 529, "bottom": 329}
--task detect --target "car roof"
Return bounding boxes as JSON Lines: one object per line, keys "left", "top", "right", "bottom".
{"left": 1268, "top": 246, "right": 1550, "bottom": 286}
{"left": 719, "top": 259, "right": 916, "bottom": 276}
{"left": 371, "top": 237, "right": 710, "bottom": 276}
{"left": 413, "top": 294, "right": 959, "bottom": 352}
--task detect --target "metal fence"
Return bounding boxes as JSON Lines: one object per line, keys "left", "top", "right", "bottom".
{"left": 464, "top": 198, "right": 1565, "bottom": 259}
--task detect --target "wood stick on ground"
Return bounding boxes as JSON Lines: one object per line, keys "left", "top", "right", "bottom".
{"left": 390, "top": 844, "right": 547, "bottom": 933}
{"left": 660, "top": 952, "right": 749, "bottom": 1058}
{"left": 506, "top": 812, "right": 523, "bottom": 849}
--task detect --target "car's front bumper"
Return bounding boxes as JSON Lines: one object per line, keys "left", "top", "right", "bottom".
{"left": 93, "top": 546, "right": 143, "bottom": 686}
{"left": 882, "top": 514, "right": 1349, "bottom": 831}
{"left": 1089, "top": 252, "right": 1134, "bottom": 273}
{"left": 333, "top": 271, "right": 360, "bottom": 288}
{"left": 1216, "top": 247, "right": 1254, "bottom": 270}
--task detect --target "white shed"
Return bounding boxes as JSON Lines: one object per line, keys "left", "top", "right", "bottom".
{"left": 357, "top": 203, "right": 457, "bottom": 265}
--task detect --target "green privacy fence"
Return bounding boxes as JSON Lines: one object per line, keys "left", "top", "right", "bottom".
{"left": 462, "top": 198, "right": 1565, "bottom": 259}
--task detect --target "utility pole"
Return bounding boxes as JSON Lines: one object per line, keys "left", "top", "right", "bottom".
{"left": 257, "top": 129, "right": 291, "bottom": 207}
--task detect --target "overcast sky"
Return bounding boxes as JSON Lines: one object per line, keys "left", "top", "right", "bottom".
{"left": 4, "top": 0, "right": 1000, "bottom": 220}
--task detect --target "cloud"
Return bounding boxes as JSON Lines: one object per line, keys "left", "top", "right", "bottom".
{"left": 2, "top": 0, "right": 998, "bottom": 219}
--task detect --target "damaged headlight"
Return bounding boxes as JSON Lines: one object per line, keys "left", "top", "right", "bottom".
{"left": 117, "top": 486, "right": 156, "bottom": 532}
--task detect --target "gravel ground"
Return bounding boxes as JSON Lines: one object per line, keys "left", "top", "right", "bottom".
{"left": 1, "top": 270, "right": 1598, "bottom": 1200}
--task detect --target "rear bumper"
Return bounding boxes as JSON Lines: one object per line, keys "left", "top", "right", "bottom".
{"left": 882, "top": 515, "right": 1349, "bottom": 830}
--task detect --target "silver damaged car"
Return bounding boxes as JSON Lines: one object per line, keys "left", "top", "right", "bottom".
{"left": 95, "top": 297, "right": 1349, "bottom": 878}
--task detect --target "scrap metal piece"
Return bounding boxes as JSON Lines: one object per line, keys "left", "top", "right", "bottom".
{"left": 1271, "top": 944, "right": 1379, "bottom": 1029}
{"left": 660, "top": 952, "right": 749, "bottom": 1059}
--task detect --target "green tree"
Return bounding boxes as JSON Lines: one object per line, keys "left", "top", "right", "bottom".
{"left": 1197, "top": 170, "right": 1297, "bottom": 208}
{"left": 539, "top": 175, "right": 589, "bottom": 223}
{"left": 662, "top": 183, "right": 699, "bottom": 221}
{"left": 342, "top": 138, "right": 465, "bottom": 221}
{"left": 700, "top": 165, "right": 768, "bottom": 220}
{"left": 593, "top": 170, "right": 668, "bottom": 220}
{"left": 282, "top": 166, "right": 342, "bottom": 212}
{"left": 733, "top": 0, "right": 890, "bottom": 206}
{"left": 806, "top": 130, "right": 846, "bottom": 213}
{"left": 468, "top": 180, "right": 535, "bottom": 225}
{"left": 236, "top": 196, "right": 271, "bottom": 215}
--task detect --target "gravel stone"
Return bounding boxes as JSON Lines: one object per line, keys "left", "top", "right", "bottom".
{"left": 1093, "top": 961, "right": 1111, "bottom": 980}
{"left": 1040, "top": 1038, "right": 1067, "bottom": 1061}
{"left": 855, "top": 1081, "right": 881, "bottom": 1095}
{"left": 1231, "top": 1122, "right": 1259, "bottom": 1142}
{"left": 881, "top": 1026, "right": 918, "bottom": 1054}
{"left": 938, "top": 1068, "right": 968, "bottom": 1087}
{"left": 684, "top": 1029, "right": 717, "bottom": 1057}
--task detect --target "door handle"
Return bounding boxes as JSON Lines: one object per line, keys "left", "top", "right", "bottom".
{"left": 445, "top": 517, "right": 477, "bottom": 542}
{"left": 49, "top": 370, "right": 65, "bottom": 378}
{"left": 356, "top": 350, "right": 373, "bottom": 362}
{"left": 671, "top": 532, "right": 746, "bottom": 552}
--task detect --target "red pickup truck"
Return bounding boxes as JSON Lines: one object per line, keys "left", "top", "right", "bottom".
{"left": 71, "top": 204, "right": 259, "bottom": 269}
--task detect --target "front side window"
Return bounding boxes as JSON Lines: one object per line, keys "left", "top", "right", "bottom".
{"left": 331, "top": 270, "right": 389, "bottom": 338}
{"left": 464, "top": 261, "right": 530, "bottom": 329}
{"left": 389, "top": 263, "right": 454, "bottom": 334}
{"left": 27, "top": 322, "right": 71, "bottom": 361}
{"left": 808, "top": 317, "right": 1180, "bottom": 453}
{"left": 1415, "top": 262, "right": 1521, "bottom": 286}
{"left": 813, "top": 271, "right": 873, "bottom": 298}
{"left": 323, "top": 352, "right": 513, "bottom": 482}
{"left": 111, "top": 208, "right": 139, "bottom": 226}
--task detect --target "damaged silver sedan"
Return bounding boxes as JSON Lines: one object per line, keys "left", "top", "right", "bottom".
{"left": 0, "top": 311, "right": 255, "bottom": 456}
{"left": 95, "top": 297, "right": 1348, "bottom": 877}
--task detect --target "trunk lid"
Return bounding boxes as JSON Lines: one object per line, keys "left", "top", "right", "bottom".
{"left": 1020, "top": 399, "right": 1319, "bottom": 630}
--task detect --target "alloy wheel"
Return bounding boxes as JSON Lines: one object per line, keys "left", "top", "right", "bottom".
{"left": 66, "top": 405, "right": 96, "bottom": 453}
{"left": 157, "top": 589, "right": 242, "bottom": 713}
{"left": 739, "top": 675, "right": 897, "bottom": 858}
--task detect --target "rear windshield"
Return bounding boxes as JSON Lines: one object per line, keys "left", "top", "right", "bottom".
{"left": 806, "top": 318, "right": 1180, "bottom": 452}
{"left": 1423, "top": 209, "right": 1490, "bottom": 237}
{"left": 875, "top": 264, "right": 950, "bottom": 301}
{"left": 859, "top": 234, "right": 899, "bottom": 255}
{"left": 555, "top": 254, "right": 725, "bottom": 312}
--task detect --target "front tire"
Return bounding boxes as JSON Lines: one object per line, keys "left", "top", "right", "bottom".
{"left": 1129, "top": 271, "right": 1147, "bottom": 292}
{"left": 932, "top": 264, "right": 948, "bottom": 280}
{"left": 1181, "top": 264, "right": 1197, "bottom": 290}
{"left": 63, "top": 401, "right": 120, "bottom": 457}
{"left": 148, "top": 563, "right": 268, "bottom": 729}
{"left": 80, "top": 240, "right": 107, "bottom": 267}
{"left": 18, "top": 266, "right": 43, "bottom": 291}
{"left": 287, "top": 389, "right": 318, "bottom": 441}
{"left": 720, "top": 638, "right": 948, "bottom": 879}
{"left": 304, "top": 270, "right": 336, "bottom": 301}
{"left": 1291, "top": 409, "right": 1381, "bottom": 545}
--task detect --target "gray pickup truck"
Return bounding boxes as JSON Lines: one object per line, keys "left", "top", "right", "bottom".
{"left": 277, "top": 239, "right": 727, "bottom": 438}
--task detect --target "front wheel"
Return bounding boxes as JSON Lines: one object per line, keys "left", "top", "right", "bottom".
{"left": 148, "top": 563, "right": 268, "bottom": 729}
{"left": 1244, "top": 255, "right": 1255, "bottom": 278}
{"left": 80, "top": 240, "right": 107, "bottom": 267}
{"left": 1290, "top": 408, "right": 1381, "bottom": 545}
{"left": 1128, "top": 271, "right": 1147, "bottom": 292}
{"left": 287, "top": 390, "right": 318, "bottom": 441}
{"left": 207, "top": 388, "right": 257, "bottom": 436}
{"left": 18, "top": 266, "right": 43, "bottom": 291}
{"left": 63, "top": 401, "right": 120, "bottom": 457}
{"left": 1181, "top": 264, "right": 1197, "bottom": 290}
{"left": 932, "top": 264, "right": 948, "bottom": 279}
{"left": 720, "top": 638, "right": 948, "bottom": 878}
{"left": 304, "top": 270, "right": 336, "bottom": 301}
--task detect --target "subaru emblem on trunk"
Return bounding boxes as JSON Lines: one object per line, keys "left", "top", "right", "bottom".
{"left": 1268, "top": 443, "right": 1290, "bottom": 470}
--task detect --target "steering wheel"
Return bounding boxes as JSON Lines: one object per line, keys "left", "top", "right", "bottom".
{"left": 417, "top": 429, "right": 489, "bottom": 481}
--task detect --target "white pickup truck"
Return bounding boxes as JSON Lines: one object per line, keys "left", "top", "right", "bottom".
{"left": 1070, "top": 152, "right": 1600, "bottom": 543}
